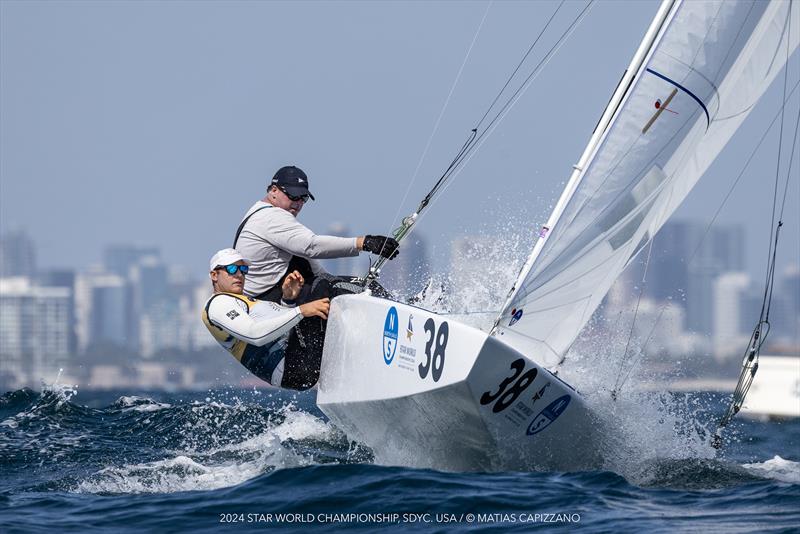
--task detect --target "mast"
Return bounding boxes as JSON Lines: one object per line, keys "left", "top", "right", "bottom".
{"left": 492, "top": 0, "right": 679, "bottom": 334}
{"left": 490, "top": 0, "right": 797, "bottom": 368}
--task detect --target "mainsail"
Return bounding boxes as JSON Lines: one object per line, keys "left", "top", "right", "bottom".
{"left": 493, "top": 0, "right": 799, "bottom": 368}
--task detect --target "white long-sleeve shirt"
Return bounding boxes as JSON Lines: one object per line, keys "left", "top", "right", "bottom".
{"left": 205, "top": 293, "right": 302, "bottom": 348}
{"left": 235, "top": 201, "right": 359, "bottom": 296}
{"left": 203, "top": 293, "right": 304, "bottom": 387}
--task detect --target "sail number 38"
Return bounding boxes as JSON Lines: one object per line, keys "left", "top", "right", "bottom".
{"left": 419, "top": 318, "right": 448, "bottom": 382}
{"left": 480, "top": 358, "right": 538, "bottom": 413}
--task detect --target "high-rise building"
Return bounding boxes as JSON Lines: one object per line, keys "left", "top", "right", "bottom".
{"left": 626, "top": 220, "right": 744, "bottom": 334}
{"left": 0, "top": 230, "right": 36, "bottom": 278}
{"left": 37, "top": 269, "right": 77, "bottom": 354}
{"left": 0, "top": 277, "right": 71, "bottom": 387}
{"left": 130, "top": 256, "right": 168, "bottom": 315}
{"left": 636, "top": 221, "right": 692, "bottom": 300}
{"left": 75, "top": 273, "right": 130, "bottom": 351}
{"left": 0, "top": 279, "right": 26, "bottom": 387}
{"left": 103, "top": 245, "right": 160, "bottom": 278}
{"left": 783, "top": 266, "right": 800, "bottom": 318}
{"left": 713, "top": 272, "right": 751, "bottom": 359}
{"left": 687, "top": 224, "right": 744, "bottom": 334}
{"left": 139, "top": 299, "right": 182, "bottom": 358}
{"left": 773, "top": 266, "right": 800, "bottom": 345}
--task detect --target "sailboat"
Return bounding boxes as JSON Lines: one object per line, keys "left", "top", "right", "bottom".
{"left": 316, "top": 0, "right": 799, "bottom": 471}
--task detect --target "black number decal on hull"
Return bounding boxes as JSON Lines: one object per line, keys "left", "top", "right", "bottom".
{"left": 419, "top": 319, "right": 448, "bottom": 382}
{"left": 480, "top": 357, "right": 538, "bottom": 413}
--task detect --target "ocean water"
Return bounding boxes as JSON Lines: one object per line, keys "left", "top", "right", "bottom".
{"left": 1, "top": 384, "right": 798, "bottom": 533}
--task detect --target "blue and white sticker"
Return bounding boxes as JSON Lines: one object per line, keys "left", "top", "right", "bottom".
{"left": 526, "top": 395, "right": 571, "bottom": 436}
{"left": 383, "top": 306, "right": 399, "bottom": 365}
{"left": 509, "top": 308, "right": 523, "bottom": 326}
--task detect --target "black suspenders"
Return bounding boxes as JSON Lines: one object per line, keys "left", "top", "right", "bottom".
{"left": 233, "top": 204, "right": 315, "bottom": 302}
{"left": 233, "top": 205, "right": 272, "bottom": 248}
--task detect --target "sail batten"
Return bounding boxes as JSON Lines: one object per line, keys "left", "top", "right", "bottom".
{"left": 493, "top": 0, "right": 799, "bottom": 368}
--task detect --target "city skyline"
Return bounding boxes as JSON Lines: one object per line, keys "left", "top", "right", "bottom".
{"left": 1, "top": 1, "right": 799, "bottom": 394}
{"left": 1, "top": 216, "right": 798, "bottom": 391}
{"left": 1, "top": 1, "right": 798, "bottom": 285}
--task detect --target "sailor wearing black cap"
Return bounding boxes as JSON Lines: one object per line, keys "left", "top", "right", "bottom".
{"left": 234, "top": 165, "right": 399, "bottom": 302}
{"left": 233, "top": 165, "right": 399, "bottom": 372}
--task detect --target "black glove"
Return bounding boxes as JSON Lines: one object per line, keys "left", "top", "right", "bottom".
{"left": 363, "top": 235, "right": 400, "bottom": 259}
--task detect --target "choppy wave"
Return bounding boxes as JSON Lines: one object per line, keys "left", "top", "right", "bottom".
{"left": 1, "top": 385, "right": 798, "bottom": 532}
{"left": 74, "top": 405, "right": 352, "bottom": 495}
{"left": 0, "top": 385, "right": 371, "bottom": 496}
{"left": 742, "top": 455, "right": 800, "bottom": 484}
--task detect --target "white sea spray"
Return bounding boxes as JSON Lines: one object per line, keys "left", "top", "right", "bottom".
{"left": 410, "top": 214, "right": 722, "bottom": 478}
{"left": 742, "top": 455, "right": 800, "bottom": 484}
{"left": 74, "top": 399, "right": 339, "bottom": 494}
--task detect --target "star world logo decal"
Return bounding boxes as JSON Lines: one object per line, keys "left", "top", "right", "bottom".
{"left": 226, "top": 309, "right": 240, "bottom": 320}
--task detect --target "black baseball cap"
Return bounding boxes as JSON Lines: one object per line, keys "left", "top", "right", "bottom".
{"left": 270, "top": 166, "right": 315, "bottom": 200}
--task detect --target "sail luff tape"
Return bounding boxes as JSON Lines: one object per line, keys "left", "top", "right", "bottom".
{"left": 642, "top": 87, "right": 678, "bottom": 134}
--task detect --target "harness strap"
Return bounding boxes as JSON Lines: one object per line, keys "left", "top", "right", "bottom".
{"left": 233, "top": 205, "right": 273, "bottom": 248}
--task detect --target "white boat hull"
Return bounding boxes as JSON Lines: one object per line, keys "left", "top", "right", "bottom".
{"left": 317, "top": 293, "right": 603, "bottom": 472}
{"left": 742, "top": 356, "right": 800, "bottom": 420}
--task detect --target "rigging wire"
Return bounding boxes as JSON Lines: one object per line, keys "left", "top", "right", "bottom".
{"left": 637, "top": 79, "right": 800, "bottom": 361}
{"left": 379, "top": 1, "right": 494, "bottom": 258}
{"left": 474, "top": 0, "right": 568, "bottom": 130}
{"left": 420, "top": 0, "right": 596, "bottom": 217}
{"left": 712, "top": 10, "right": 797, "bottom": 447}
{"left": 611, "top": 238, "right": 655, "bottom": 399}
{"left": 420, "top": 0, "right": 576, "bottom": 213}
{"left": 365, "top": 0, "right": 592, "bottom": 281}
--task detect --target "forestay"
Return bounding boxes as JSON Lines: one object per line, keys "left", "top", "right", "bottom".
{"left": 493, "top": 0, "right": 799, "bottom": 368}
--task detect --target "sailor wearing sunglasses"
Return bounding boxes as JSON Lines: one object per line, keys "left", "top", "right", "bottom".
{"left": 234, "top": 165, "right": 400, "bottom": 302}
{"left": 232, "top": 166, "right": 400, "bottom": 384}
{"left": 202, "top": 248, "right": 330, "bottom": 390}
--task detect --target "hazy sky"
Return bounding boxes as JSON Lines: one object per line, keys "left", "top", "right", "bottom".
{"left": 1, "top": 0, "right": 798, "bottom": 282}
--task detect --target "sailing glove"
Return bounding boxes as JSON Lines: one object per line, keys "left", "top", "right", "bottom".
{"left": 363, "top": 235, "right": 400, "bottom": 259}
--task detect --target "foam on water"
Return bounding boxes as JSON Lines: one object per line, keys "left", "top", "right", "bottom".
{"left": 0, "top": 379, "right": 90, "bottom": 461}
{"left": 74, "top": 402, "right": 338, "bottom": 494}
{"left": 558, "top": 317, "right": 721, "bottom": 483}
{"left": 115, "top": 396, "right": 172, "bottom": 413}
{"left": 743, "top": 456, "right": 800, "bottom": 484}
{"left": 394, "top": 223, "right": 736, "bottom": 479}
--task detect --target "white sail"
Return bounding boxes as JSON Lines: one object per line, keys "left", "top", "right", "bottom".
{"left": 493, "top": 0, "right": 799, "bottom": 368}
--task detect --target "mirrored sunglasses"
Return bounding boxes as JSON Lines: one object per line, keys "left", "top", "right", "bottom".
{"left": 218, "top": 264, "right": 249, "bottom": 275}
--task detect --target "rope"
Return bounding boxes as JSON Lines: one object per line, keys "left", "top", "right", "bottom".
{"left": 419, "top": 0, "right": 584, "bottom": 219}
{"left": 367, "top": 0, "right": 590, "bottom": 279}
{"left": 713, "top": 8, "right": 797, "bottom": 446}
{"left": 419, "top": 0, "right": 596, "bottom": 218}
{"left": 374, "top": 1, "right": 494, "bottom": 261}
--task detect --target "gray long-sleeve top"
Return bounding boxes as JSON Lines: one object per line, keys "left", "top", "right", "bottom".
{"left": 235, "top": 201, "right": 359, "bottom": 297}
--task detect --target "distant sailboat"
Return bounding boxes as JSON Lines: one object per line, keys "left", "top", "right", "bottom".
{"left": 317, "top": 0, "right": 799, "bottom": 471}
